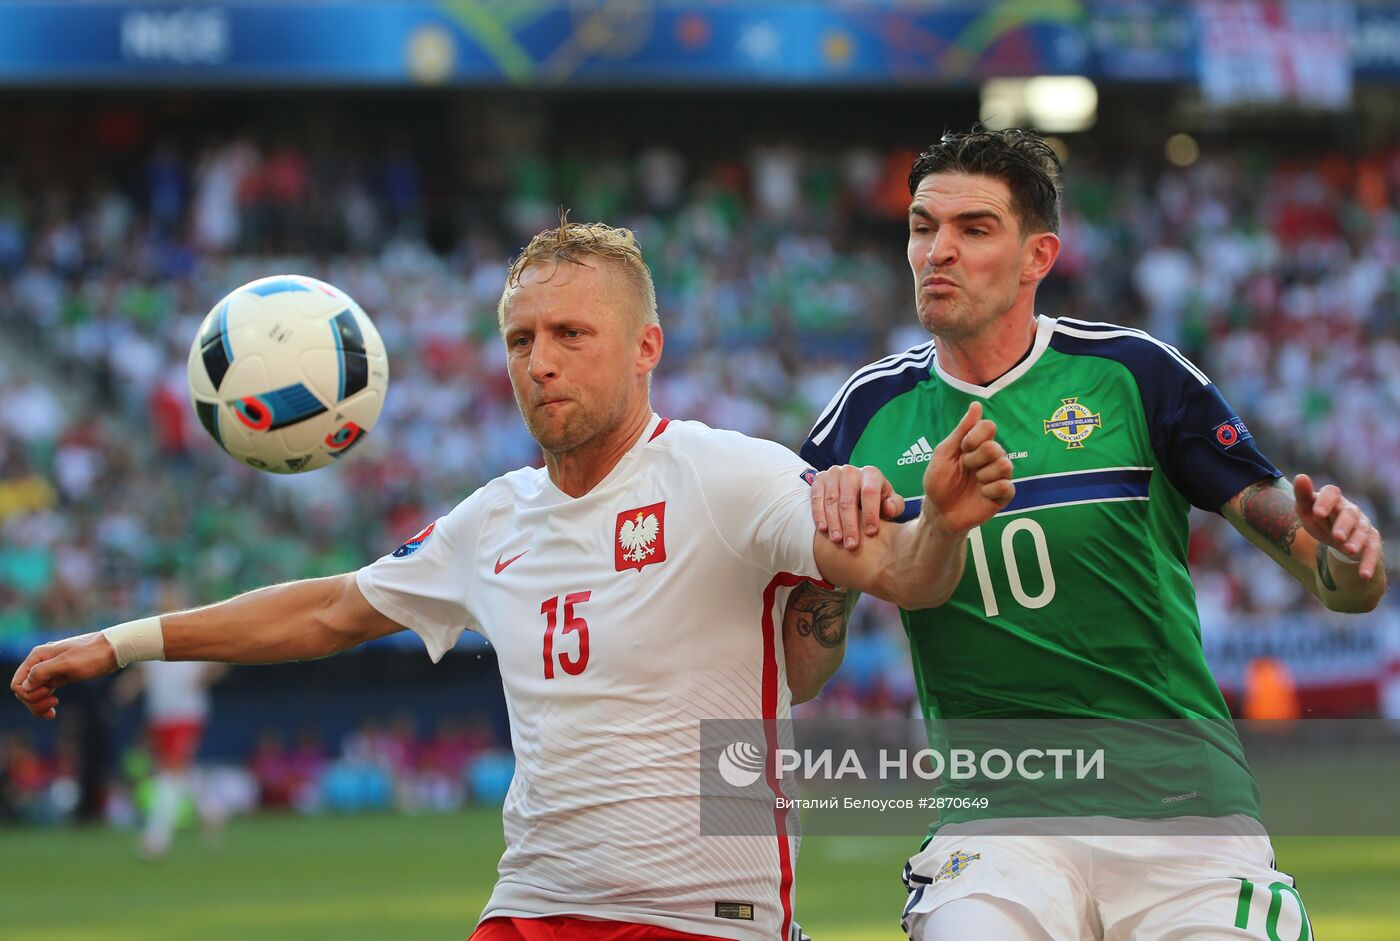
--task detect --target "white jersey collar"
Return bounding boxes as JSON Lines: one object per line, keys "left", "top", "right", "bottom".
{"left": 538, "top": 411, "right": 664, "bottom": 503}
{"left": 931, "top": 315, "right": 1054, "bottom": 398}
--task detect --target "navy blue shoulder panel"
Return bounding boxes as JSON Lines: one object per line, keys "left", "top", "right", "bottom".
{"left": 1050, "top": 321, "right": 1280, "bottom": 512}
{"left": 801, "top": 343, "right": 935, "bottom": 470}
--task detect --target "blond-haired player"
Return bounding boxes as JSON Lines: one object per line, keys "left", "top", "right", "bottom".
{"left": 14, "top": 216, "right": 1015, "bottom": 941}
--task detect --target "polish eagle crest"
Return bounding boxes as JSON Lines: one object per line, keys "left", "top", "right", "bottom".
{"left": 615, "top": 501, "right": 667, "bottom": 572}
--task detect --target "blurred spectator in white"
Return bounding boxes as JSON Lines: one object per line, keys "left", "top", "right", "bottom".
{"left": 113, "top": 594, "right": 229, "bottom": 858}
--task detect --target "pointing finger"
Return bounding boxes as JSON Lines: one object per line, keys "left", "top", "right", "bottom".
{"left": 1293, "top": 474, "right": 1315, "bottom": 515}
{"left": 938, "top": 402, "right": 983, "bottom": 455}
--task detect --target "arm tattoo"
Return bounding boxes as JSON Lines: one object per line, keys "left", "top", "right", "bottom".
{"left": 788, "top": 583, "right": 848, "bottom": 649}
{"left": 1315, "top": 544, "right": 1338, "bottom": 591}
{"left": 1237, "top": 478, "right": 1302, "bottom": 555}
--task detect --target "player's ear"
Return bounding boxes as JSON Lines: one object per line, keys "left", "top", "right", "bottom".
{"left": 637, "top": 322, "right": 663, "bottom": 375}
{"left": 1022, "top": 231, "right": 1060, "bottom": 284}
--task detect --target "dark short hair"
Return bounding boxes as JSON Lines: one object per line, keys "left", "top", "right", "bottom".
{"left": 908, "top": 128, "right": 1063, "bottom": 235}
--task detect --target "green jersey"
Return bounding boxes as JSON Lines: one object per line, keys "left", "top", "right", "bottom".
{"left": 801, "top": 316, "right": 1281, "bottom": 825}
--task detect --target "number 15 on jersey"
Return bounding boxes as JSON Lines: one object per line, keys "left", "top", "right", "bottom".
{"left": 541, "top": 591, "right": 591, "bottom": 678}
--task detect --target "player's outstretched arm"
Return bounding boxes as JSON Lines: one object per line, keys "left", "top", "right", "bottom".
{"left": 11, "top": 574, "right": 403, "bottom": 720}
{"left": 812, "top": 402, "right": 1014, "bottom": 610}
{"left": 1224, "top": 475, "right": 1387, "bottom": 614}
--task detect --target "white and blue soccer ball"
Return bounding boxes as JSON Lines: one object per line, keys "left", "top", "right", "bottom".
{"left": 186, "top": 275, "right": 389, "bottom": 473}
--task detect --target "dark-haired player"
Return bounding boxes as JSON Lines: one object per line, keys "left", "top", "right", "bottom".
{"left": 799, "top": 128, "right": 1385, "bottom": 940}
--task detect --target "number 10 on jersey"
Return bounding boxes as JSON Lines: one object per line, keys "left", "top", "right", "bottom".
{"left": 967, "top": 519, "right": 1056, "bottom": 617}
{"left": 541, "top": 591, "right": 591, "bottom": 678}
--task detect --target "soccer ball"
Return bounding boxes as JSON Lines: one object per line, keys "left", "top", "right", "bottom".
{"left": 186, "top": 275, "right": 389, "bottom": 473}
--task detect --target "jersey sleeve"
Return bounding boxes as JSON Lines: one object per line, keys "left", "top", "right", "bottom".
{"left": 802, "top": 380, "right": 868, "bottom": 471}
{"left": 1154, "top": 378, "right": 1281, "bottom": 511}
{"left": 801, "top": 342, "right": 937, "bottom": 471}
{"left": 687, "top": 429, "right": 822, "bottom": 580}
{"left": 355, "top": 489, "right": 488, "bottom": 662}
{"left": 1051, "top": 325, "right": 1280, "bottom": 512}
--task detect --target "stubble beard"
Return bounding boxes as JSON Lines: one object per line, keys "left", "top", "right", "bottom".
{"left": 520, "top": 391, "right": 628, "bottom": 458}
{"left": 916, "top": 283, "right": 1018, "bottom": 343}
{"left": 916, "top": 291, "right": 978, "bottom": 342}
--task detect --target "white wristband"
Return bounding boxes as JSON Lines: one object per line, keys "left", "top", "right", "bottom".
{"left": 102, "top": 616, "right": 165, "bottom": 668}
{"left": 1327, "top": 545, "right": 1361, "bottom": 566}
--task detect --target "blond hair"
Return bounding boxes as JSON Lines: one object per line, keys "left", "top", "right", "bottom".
{"left": 497, "top": 213, "right": 660, "bottom": 334}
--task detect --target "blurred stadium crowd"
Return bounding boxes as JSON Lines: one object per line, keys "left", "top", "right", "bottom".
{"left": 1, "top": 122, "right": 1398, "bottom": 821}
{"left": 2, "top": 709, "right": 513, "bottom": 826}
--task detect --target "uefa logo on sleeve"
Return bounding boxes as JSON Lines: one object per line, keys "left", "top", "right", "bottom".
{"left": 1213, "top": 417, "right": 1251, "bottom": 449}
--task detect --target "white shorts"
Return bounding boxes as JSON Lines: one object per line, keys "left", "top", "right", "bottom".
{"left": 901, "top": 816, "right": 1312, "bottom": 941}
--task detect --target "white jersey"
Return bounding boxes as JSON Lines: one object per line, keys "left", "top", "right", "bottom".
{"left": 357, "top": 414, "right": 823, "bottom": 941}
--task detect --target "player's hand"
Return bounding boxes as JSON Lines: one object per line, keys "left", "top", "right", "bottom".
{"left": 9, "top": 632, "right": 120, "bottom": 720}
{"left": 1293, "top": 474, "right": 1383, "bottom": 580}
{"left": 810, "top": 464, "right": 905, "bottom": 550}
{"left": 922, "top": 401, "right": 1015, "bottom": 534}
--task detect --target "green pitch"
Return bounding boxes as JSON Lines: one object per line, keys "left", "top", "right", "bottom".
{"left": 1, "top": 810, "right": 1396, "bottom": 940}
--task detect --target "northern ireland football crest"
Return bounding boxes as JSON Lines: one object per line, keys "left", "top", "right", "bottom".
{"left": 616, "top": 502, "right": 666, "bottom": 572}
{"left": 934, "top": 849, "right": 980, "bottom": 883}
{"left": 1043, "top": 397, "right": 1103, "bottom": 450}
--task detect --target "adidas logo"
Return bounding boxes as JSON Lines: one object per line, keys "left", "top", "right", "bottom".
{"left": 897, "top": 436, "right": 934, "bottom": 466}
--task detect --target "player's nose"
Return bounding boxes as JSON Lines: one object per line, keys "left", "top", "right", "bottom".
{"left": 527, "top": 340, "right": 558, "bottom": 382}
{"left": 926, "top": 228, "right": 957, "bottom": 265}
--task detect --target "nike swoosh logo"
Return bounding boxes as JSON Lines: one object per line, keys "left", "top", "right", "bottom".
{"left": 494, "top": 550, "right": 529, "bottom": 574}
